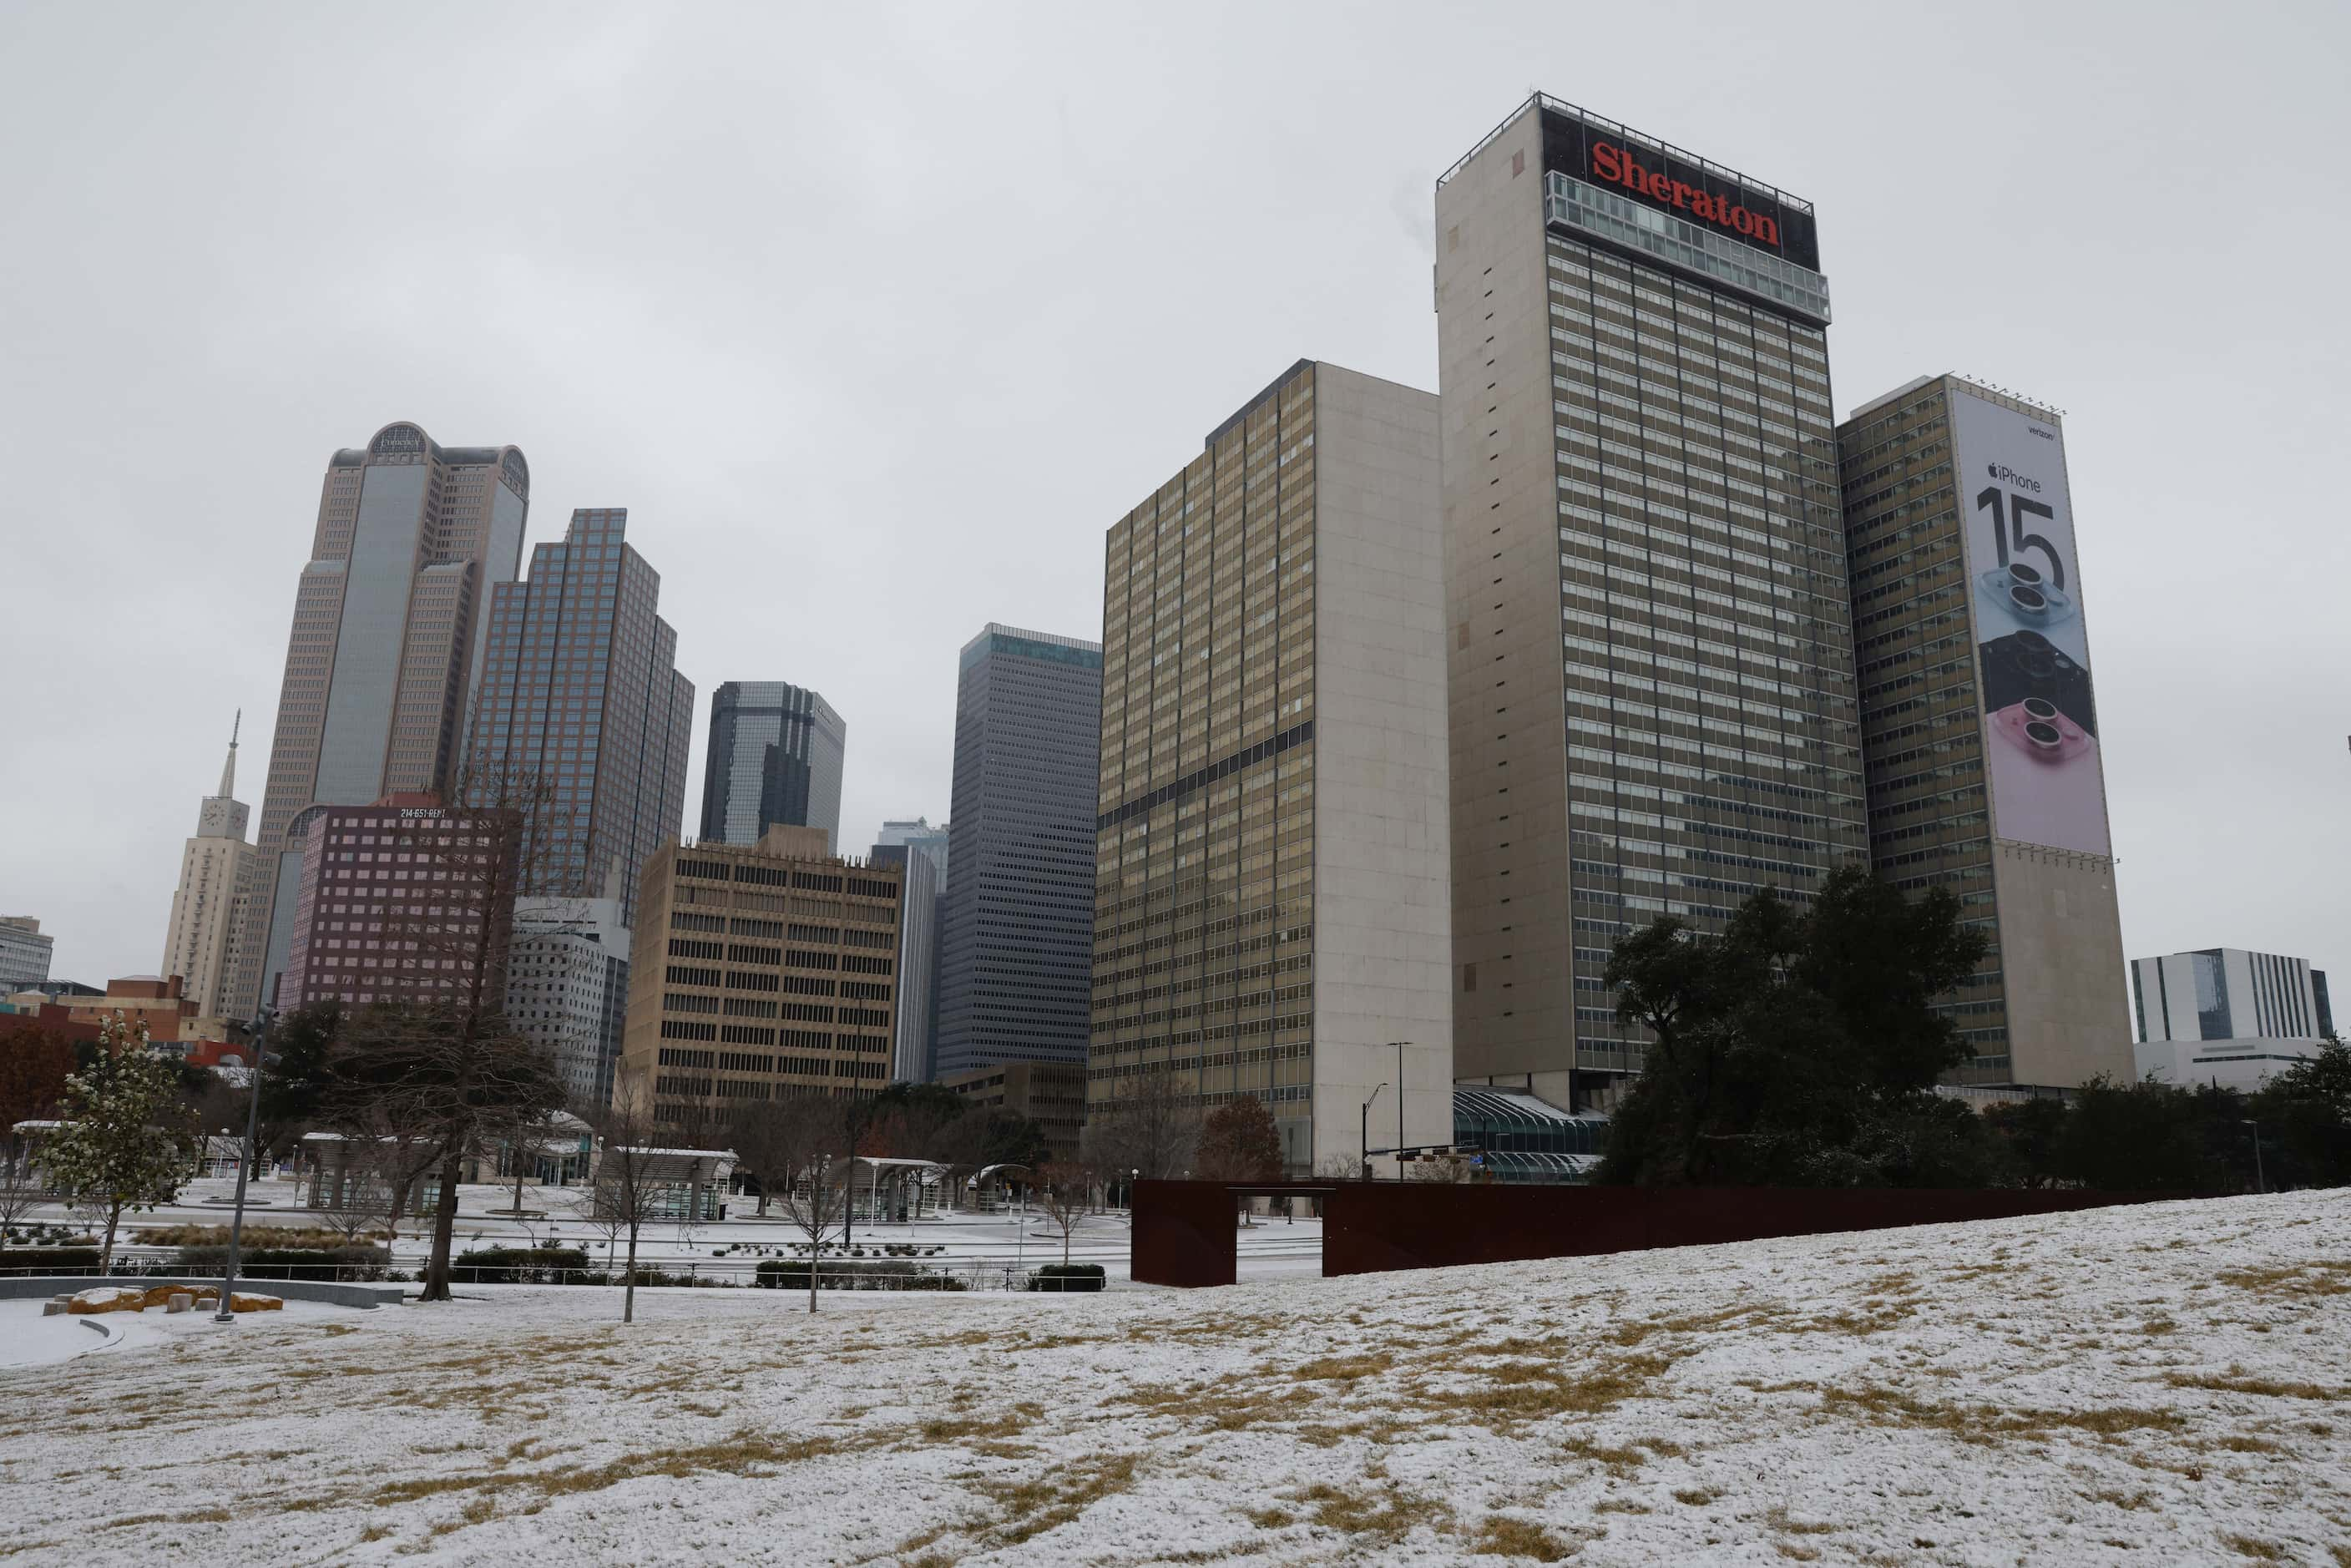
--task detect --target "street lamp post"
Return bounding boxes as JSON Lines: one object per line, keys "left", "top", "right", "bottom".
{"left": 1361, "top": 1082, "right": 1385, "bottom": 1180}
{"left": 212, "top": 1008, "right": 276, "bottom": 1324}
{"left": 1388, "top": 1041, "right": 1411, "bottom": 1164}
{"left": 2242, "top": 1119, "right": 2266, "bottom": 1195}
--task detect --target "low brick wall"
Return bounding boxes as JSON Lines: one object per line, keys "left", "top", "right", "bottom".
{"left": 0, "top": 1276, "right": 402, "bottom": 1310}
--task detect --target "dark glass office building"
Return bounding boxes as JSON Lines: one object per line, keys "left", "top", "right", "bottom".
{"left": 465, "top": 508, "right": 695, "bottom": 926}
{"left": 934, "top": 625, "right": 1103, "bottom": 1078}
{"left": 699, "top": 681, "right": 846, "bottom": 852}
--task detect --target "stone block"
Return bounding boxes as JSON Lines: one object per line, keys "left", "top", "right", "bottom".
{"left": 65, "top": 1287, "right": 147, "bottom": 1315}
{"left": 166, "top": 1293, "right": 193, "bottom": 1313}
{"left": 42, "top": 1300, "right": 65, "bottom": 1317}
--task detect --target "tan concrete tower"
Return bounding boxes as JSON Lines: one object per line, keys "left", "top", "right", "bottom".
{"left": 227, "top": 423, "right": 529, "bottom": 1017}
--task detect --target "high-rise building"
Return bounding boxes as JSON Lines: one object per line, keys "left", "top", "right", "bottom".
{"left": 699, "top": 682, "right": 846, "bottom": 851}
{"left": 465, "top": 508, "right": 695, "bottom": 926}
{"left": 159, "top": 715, "right": 265, "bottom": 1020}
{"left": 617, "top": 826, "right": 902, "bottom": 1125}
{"left": 874, "top": 817, "right": 951, "bottom": 884}
{"left": 872, "top": 817, "right": 949, "bottom": 1081}
{"left": 935, "top": 625, "right": 1102, "bottom": 1080}
{"left": 276, "top": 795, "right": 519, "bottom": 1012}
{"left": 1090, "top": 360, "right": 1454, "bottom": 1176}
{"left": 508, "top": 868, "right": 632, "bottom": 1112}
{"left": 1837, "top": 375, "right": 2130, "bottom": 1087}
{"left": 2133, "top": 948, "right": 2333, "bottom": 1091}
{"left": 1435, "top": 97, "right": 1867, "bottom": 1110}
{"left": 938, "top": 1060, "right": 1088, "bottom": 1164}
{"left": 0, "top": 918, "right": 55, "bottom": 991}
{"left": 234, "top": 422, "right": 530, "bottom": 1015}
{"left": 874, "top": 822, "right": 945, "bottom": 1081}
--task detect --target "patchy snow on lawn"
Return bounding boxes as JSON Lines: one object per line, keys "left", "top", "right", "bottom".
{"left": 4, "top": 1191, "right": 2348, "bottom": 1565}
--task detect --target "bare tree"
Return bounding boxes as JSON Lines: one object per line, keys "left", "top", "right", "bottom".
{"left": 1034, "top": 1160, "right": 1092, "bottom": 1267}
{"left": 584, "top": 1087, "right": 667, "bottom": 1324}
{"left": 297, "top": 760, "right": 568, "bottom": 1302}
{"left": 733, "top": 1095, "right": 851, "bottom": 1314}
{"left": 1085, "top": 1060, "right": 1199, "bottom": 1183}
{"left": 0, "top": 1176, "right": 40, "bottom": 1246}
{"left": 311, "top": 1139, "right": 396, "bottom": 1252}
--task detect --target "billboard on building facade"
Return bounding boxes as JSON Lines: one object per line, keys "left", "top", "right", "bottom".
{"left": 1953, "top": 388, "right": 2111, "bottom": 857}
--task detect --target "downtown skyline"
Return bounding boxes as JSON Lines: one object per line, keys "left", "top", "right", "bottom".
{"left": 3, "top": 4, "right": 2345, "bottom": 1003}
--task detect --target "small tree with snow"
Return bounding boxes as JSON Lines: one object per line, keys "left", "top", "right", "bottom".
{"left": 584, "top": 1088, "right": 667, "bottom": 1324}
{"left": 1034, "top": 1161, "right": 1092, "bottom": 1267}
{"left": 43, "top": 1014, "right": 200, "bottom": 1271}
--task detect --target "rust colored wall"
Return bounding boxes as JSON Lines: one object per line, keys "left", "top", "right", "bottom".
{"left": 1131, "top": 1181, "right": 2155, "bottom": 1288}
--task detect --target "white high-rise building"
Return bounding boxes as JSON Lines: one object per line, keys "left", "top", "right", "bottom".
{"left": 508, "top": 862, "right": 633, "bottom": 1112}
{"left": 159, "top": 716, "right": 265, "bottom": 1020}
{"left": 0, "top": 917, "right": 53, "bottom": 991}
{"left": 2132, "top": 948, "right": 2335, "bottom": 1092}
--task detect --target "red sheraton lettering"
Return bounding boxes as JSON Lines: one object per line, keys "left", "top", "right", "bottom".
{"left": 1588, "top": 142, "right": 1780, "bottom": 247}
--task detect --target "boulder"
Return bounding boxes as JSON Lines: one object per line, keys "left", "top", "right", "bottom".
{"left": 226, "top": 1292, "right": 281, "bottom": 1313}
{"left": 65, "top": 1287, "right": 147, "bottom": 1315}
{"left": 165, "top": 1293, "right": 193, "bottom": 1313}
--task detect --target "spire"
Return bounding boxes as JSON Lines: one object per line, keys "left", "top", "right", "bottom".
{"left": 218, "top": 710, "right": 240, "bottom": 800}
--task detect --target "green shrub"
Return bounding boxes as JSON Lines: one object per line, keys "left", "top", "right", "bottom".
{"left": 450, "top": 1246, "right": 590, "bottom": 1284}
{"left": 0, "top": 1247, "right": 103, "bottom": 1273}
{"left": 756, "top": 1257, "right": 965, "bottom": 1292}
{"left": 178, "top": 1244, "right": 391, "bottom": 1281}
{"left": 1026, "top": 1264, "right": 1106, "bottom": 1292}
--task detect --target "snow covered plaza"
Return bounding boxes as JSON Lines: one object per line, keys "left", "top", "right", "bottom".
{"left": 5, "top": 1191, "right": 2348, "bottom": 1565}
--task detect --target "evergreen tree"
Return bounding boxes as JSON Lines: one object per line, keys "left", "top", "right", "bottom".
{"left": 43, "top": 1014, "right": 200, "bottom": 1269}
{"left": 1595, "top": 867, "right": 1988, "bottom": 1187}
{"left": 2252, "top": 1038, "right": 2351, "bottom": 1189}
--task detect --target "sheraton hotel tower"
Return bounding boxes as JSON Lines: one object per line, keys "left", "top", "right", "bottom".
{"left": 1432, "top": 96, "right": 2127, "bottom": 1110}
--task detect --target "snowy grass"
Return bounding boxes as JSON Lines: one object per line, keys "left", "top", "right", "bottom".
{"left": 3, "top": 1191, "right": 2348, "bottom": 1564}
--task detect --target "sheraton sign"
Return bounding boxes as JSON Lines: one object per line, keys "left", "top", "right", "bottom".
{"left": 1534, "top": 104, "right": 1820, "bottom": 271}
{"left": 1590, "top": 141, "right": 1779, "bottom": 245}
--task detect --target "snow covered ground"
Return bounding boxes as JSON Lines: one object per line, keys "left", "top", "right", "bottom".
{"left": 4, "top": 1190, "right": 2348, "bottom": 1565}
{"left": 0, "top": 1295, "right": 356, "bottom": 1368}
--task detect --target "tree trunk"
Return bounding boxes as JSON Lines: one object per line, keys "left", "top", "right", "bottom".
{"left": 623, "top": 1226, "right": 639, "bottom": 1324}
{"left": 100, "top": 1199, "right": 123, "bottom": 1273}
{"left": 419, "top": 1148, "right": 463, "bottom": 1302}
{"left": 512, "top": 1148, "right": 527, "bottom": 1216}
{"left": 806, "top": 1248, "right": 818, "bottom": 1315}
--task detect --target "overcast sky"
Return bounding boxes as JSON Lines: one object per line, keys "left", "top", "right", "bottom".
{"left": 3, "top": 2, "right": 2344, "bottom": 1007}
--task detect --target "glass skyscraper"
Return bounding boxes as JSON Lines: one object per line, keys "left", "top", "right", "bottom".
{"left": 234, "top": 422, "right": 529, "bottom": 1017}
{"left": 1436, "top": 97, "right": 1866, "bottom": 1110}
{"left": 935, "top": 625, "right": 1102, "bottom": 1078}
{"left": 699, "top": 682, "right": 846, "bottom": 851}
{"left": 466, "top": 508, "right": 695, "bottom": 926}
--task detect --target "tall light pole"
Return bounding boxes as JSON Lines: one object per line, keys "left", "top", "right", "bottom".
{"left": 2242, "top": 1119, "right": 2266, "bottom": 1195}
{"left": 1386, "top": 1041, "right": 1413, "bottom": 1171}
{"left": 213, "top": 1007, "right": 276, "bottom": 1324}
{"left": 1361, "top": 1082, "right": 1385, "bottom": 1179}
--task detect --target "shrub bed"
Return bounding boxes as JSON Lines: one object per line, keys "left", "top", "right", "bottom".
{"left": 1026, "top": 1263, "right": 1106, "bottom": 1292}
{"left": 450, "top": 1246, "right": 589, "bottom": 1284}
{"left": 177, "top": 1244, "right": 391, "bottom": 1281}
{"left": 755, "top": 1258, "right": 966, "bottom": 1292}
{"left": 0, "top": 1247, "right": 104, "bottom": 1272}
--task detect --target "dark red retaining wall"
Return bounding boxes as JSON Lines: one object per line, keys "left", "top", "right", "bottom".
{"left": 1131, "top": 1180, "right": 2156, "bottom": 1288}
